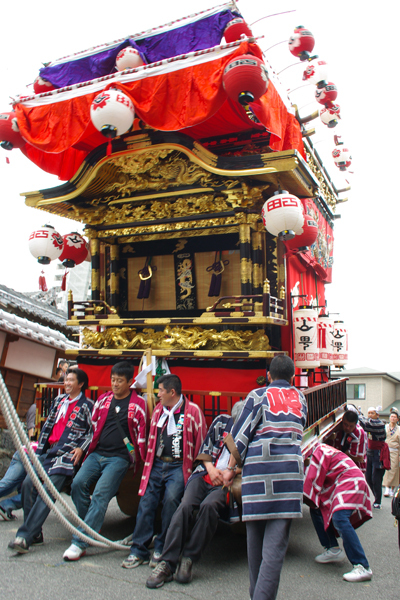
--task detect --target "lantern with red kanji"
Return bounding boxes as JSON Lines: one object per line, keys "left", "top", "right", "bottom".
{"left": 332, "top": 320, "right": 348, "bottom": 367}
{"left": 223, "top": 54, "right": 269, "bottom": 105}
{"left": 315, "top": 82, "right": 338, "bottom": 107}
{"left": 28, "top": 225, "right": 64, "bottom": 264}
{"left": 294, "top": 306, "right": 320, "bottom": 368}
{"left": 332, "top": 147, "right": 351, "bottom": 170}
{"left": 90, "top": 89, "right": 135, "bottom": 139}
{"left": 33, "top": 76, "right": 55, "bottom": 94}
{"left": 223, "top": 18, "right": 253, "bottom": 43}
{"left": 58, "top": 233, "right": 88, "bottom": 268}
{"left": 318, "top": 314, "right": 334, "bottom": 366}
{"left": 116, "top": 47, "right": 144, "bottom": 71}
{"left": 288, "top": 26, "right": 315, "bottom": 61}
{"left": 261, "top": 191, "right": 304, "bottom": 241}
{"left": 320, "top": 104, "right": 340, "bottom": 128}
{"left": 0, "top": 112, "right": 25, "bottom": 151}
{"left": 302, "top": 59, "right": 328, "bottom": 85}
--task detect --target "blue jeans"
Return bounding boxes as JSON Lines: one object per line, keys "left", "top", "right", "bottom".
{"left": 0, "top": 450, "right": 26, "bottom": 510}
{"left": 310, "top": 507, "right": 369, "bottom": 568}
{"left": 17, "top": 453, "right": 67, "bottom": 545}
{"left": 71, "top": 452, "right": 129, "bottom": 549}
{"left": 130, "top": 458, "right": 185, "bottom": 559}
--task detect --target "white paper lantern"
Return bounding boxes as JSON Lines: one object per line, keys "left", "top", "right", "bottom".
{"left": 90, "top": 89, "right": 135, "bottom": 138}
{"left": 294, "top": 306, "right": 320, "bottom": 368}
{"left": 261, "top": 191, "right": 304, "bottom": 241}
{"left": 302, "top": 59, "right": 328, "bottom": 85}
{"left": 28, "top": 225, "right": 64, "bottom": 264}
{"left": 318, "top": 314, "right": 334, "bottom": 366}
{"left": 320, "top": 105, "right": 340, "bottom": 128}
{"left": 116, "top": 47, "right": 144, "bottom": 71}
{"left": 332, "top": 146, "right": 351, "bottom": 170}
{"left": 332, "top": 320, "right": 348, "bottom": 367}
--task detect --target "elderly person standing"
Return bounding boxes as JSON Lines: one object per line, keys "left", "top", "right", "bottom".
{"left": 383, "top": 409, "right": 400, "bottom": 497}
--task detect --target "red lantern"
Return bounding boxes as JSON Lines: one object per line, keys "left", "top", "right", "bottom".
{"left": 315, "top": 82, "right": 338, "bottom": 107}
{"left": 59, "top": 233, "right": 88, "bottom": 267}
{"left": 33, "top": 76, "right": 55, "bottom": 94}
{"left": 0, "top": 112, "right": 25, "bottom": 150}
{"left": 223, "top": 18, "right": 253, "bottom": 43}
{"left": 223, "top": 54, "right": 268, "bottom": 105}
{"left": 288, "top": 26, "right": 315, "bottom": 61}
{"left": 284, "top": 215, "right": 318, "bottom": 251}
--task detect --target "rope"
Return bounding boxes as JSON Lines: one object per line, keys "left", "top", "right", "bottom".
{"left": 0, "top": 373, "right": 128, "bottom": 550}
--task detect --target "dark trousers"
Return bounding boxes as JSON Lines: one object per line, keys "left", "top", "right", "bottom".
{"left": 246, "top": 518, "right": 291, "bottom": 600}
{"left": 17, "top": 460, "right": 67, "bottom": 545}
{"left": 162, "top": 474, "right": 228, "bottom": 570}
{"left": 366, "top": 450, "right": 385, "bottom": 504}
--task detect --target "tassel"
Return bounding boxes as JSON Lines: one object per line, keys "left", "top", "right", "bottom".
{"left": 207, "top": 252, "right": 227, "bottom": 297}
{"left": 6, "top": 157, "right": 10, "bottom": 164}
{"left": 137, "top": 257, "right": 153, "bottom": 299}
{"left": 106, "top": 139, "right": 112, "bottom": 156}
{"left": 61, "top": 269, "right": 69, "bottom": 291}
{"left": 39, "top": 271, "right": 48, "bottom": 292}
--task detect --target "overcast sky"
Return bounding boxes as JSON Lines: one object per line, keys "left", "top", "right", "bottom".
{"left": 0, "top": 0, "right": 398, "bottom": 372}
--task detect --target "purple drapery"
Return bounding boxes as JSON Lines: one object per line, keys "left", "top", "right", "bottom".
{"left": 39, "top": 9, "right": 239, "bottom": 88}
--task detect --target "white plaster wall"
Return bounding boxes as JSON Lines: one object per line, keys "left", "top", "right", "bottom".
{"left": 5, "top": 338, "right": 56, "bottom": 379}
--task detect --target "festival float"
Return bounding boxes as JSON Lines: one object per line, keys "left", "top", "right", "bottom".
{"left": 0, "top": 3, "right": 352, "bottom": 510}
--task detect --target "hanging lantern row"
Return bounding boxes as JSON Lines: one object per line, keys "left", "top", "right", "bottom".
{"left": 28, "top": 225, "right": 89, "bottom": 267}
{"left": 288, "top": 26, "right": 353, "bottom": 172}
{"left": 294, "top": 306, "right": 348, "bottom": 369}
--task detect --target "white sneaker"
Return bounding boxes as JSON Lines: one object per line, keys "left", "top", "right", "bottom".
{"left": 343, "top": 564, "right": 372, "bottom": 582}
{"left": 389, "top": 488, "right": 394, "bottom": 497}
{"left": 384, "top": 487, "right": 390, "bottom": 497}
{"left": 149, "top": 551, "right": 162, "bottom": 568}
{"left": 63, "top": 543, "right": 86, "bottom": 561}
{"left": 315, "top": 547, "right": 346, "bottom": 563}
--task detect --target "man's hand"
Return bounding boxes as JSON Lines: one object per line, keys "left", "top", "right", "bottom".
{"left": 204, "top": 462, "right": 224, "bottom": 486}
{"left": 71, "top": 447, "right": 84, "bottom": 466}
{"left": 222, "top": 468, "right": 235, "bottom": 487}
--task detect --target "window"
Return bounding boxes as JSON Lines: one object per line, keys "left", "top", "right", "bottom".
{"left": 347, "top": 383, "right": 366, "bottom": 400}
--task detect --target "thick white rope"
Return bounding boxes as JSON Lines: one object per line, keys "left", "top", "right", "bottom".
{"left": 0, "top": 373, "right": 129, "bottom": 550}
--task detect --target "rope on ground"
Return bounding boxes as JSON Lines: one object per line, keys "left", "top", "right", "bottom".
{"left": 0, "top": 373, "right": 128, "bottom": 551}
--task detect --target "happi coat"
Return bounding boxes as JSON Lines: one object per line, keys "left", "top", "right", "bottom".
{"left": 85, "top": 390, "right": 148, "bottom": 477}
{"left": 334, "top": 423, "right": 367, "bottom": 473}
{"left": 138, "top": 398, "right": 206, "bottom": 495}
{"left": 37, "top": 392, "right": 93, "bottom": 476}
{"left": 226, "top": 380, "right": 307, "bottom": 521}
{"left": 304, "top": 443, "right": 372, "bottom": 531}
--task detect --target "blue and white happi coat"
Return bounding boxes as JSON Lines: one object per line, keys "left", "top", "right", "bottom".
{"left": 37, "top": 392, "right": 94, "bottom": 477}
{"left": 228, "top": 380, "right": 307, "bottom": 521}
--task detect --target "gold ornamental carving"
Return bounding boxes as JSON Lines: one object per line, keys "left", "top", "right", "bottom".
{"left": 252, "top": 263, "right": 264, "bottom": 288}
{"left": 239, "top": 224, "right": 251, "bottom": 244}
{"left": 81, "top": 325, "right": 270, "bottom": 352}
{"left": 305, "top": 150, "right": 336, "bottom": 210}
{"left": 100, "top": 150, "right": 240, "bottom": 201}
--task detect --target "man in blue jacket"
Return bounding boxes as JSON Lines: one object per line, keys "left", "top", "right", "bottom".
{"left": 223, "top": 355, "right": 307, "bottom": 600}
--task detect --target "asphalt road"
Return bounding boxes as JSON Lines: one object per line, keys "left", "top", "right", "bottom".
{"left": 0, "top": 493, "right": 398, "bottom": 600}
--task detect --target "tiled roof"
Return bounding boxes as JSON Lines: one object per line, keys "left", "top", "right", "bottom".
{"left": 0, "top": 284, "right": 76, "bottom": 339}
{"left": 0, "top": 309, "right": 78, "bottom": 350}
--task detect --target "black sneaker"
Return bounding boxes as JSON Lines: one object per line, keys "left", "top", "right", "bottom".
{"left": 175, "top": 557, "right": 193, "bottom": 584}
{"left": 0, "top": 505, "right": 16, "bottom": 521}
{"left": 32, "top": 533, "right": 44, "bottom": 546}
{"left": 146, "top": 561, "right": 173, "bottom": 589}
{"left": 8, "top": 537, "right": 29, "bottom": 553}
